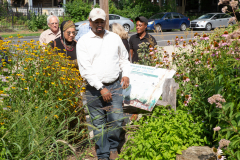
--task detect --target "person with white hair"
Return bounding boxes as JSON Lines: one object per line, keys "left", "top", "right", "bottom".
{"left": 39, "top": 15, "right": 61, "bottom": 46}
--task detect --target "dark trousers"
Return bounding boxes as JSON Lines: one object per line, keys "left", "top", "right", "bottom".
{"left": 85, "top": 79, "right": 124, "bottom": 159}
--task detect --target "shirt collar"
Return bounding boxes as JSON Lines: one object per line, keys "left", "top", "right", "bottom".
{"left": 48, "top": 28, "right": 60, "bottom": 35}
{"left": 137, "top": 32, "right": 149, "bottom": 39}
{"left": 89, "top": 29, "right": 109, "bottom": 38}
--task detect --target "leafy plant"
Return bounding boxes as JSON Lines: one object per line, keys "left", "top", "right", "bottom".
{"left": 119, "top": 106, "right": 210, "bottom": 160}
{"left": 27, "top": 12, "right": 48, "bottom": 31}
{"left": 0, "top": 36, "right": 90, "bottom": 158}
{"left": 135, "top": 24, "right": 240, "bottom": 158}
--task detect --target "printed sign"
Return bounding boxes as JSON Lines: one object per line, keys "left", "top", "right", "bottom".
{"left": 122, "top": 64, "right": 176, "bottom": 111}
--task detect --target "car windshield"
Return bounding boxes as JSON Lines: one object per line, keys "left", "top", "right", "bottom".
{"left": 198, "top": 14, "right": 215, "bottom": 19}
{"left": 150, "top": 13, "right": 165, "bottom": 19}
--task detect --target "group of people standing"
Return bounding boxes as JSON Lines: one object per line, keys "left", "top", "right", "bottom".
{"left": 39, "top": 8, "right": 156, "bottom": 160}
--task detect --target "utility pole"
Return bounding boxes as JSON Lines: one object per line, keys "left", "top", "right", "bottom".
{"left": 100, "top": 0, "right": 109, "bottom": 30}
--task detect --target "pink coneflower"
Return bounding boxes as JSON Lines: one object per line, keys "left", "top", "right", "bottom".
{"left": 149, "top": 47, "right": 154, "bottom": 50}
{"left": 195, "top": 58, "right": 201, "bottom": 64}
{"left": 149, "top": 52, "right": 154, "bottom": 55}
{"left": 200, "top": 34, "right": 209, "bottom": 40}
{"left": 213, "top": 126, "right": 221, "bottom": 132}
{"left": 180, "top": 36, "right": 184, "bottom": 42}
{"left": 195, "top": 84, "right": 199, "bottom": 87}
{"left": 167, "top": 40, "right": 172, "bottom": 45}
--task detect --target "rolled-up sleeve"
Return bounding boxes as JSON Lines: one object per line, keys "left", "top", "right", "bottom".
{"left": 118, "top": 37, "right": 130, "bottom": 78}
{"left": 76, "top": 37, "right": 103, "bottom": 90}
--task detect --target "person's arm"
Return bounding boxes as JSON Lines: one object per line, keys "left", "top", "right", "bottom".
{"left": 118, "top": 37, "right": 130, "bottom": 89}
{"left": 129, "top": 49, "right": 133, "bottom": 63}
{"left": 129, "top": 37, "right": 134, "bottom": 63}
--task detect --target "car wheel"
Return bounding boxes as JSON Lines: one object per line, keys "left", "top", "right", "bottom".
{"left": 123, "top": 24, "right": 130, "bottom": 32}
{"left": 180, "top": 23, "right": 187, "bottom": 31}
{"left": 205, "top": 23, "right": 212, "bottom": 31}
{"left": 155, "top": 24, "right": 162, "bottom": 32}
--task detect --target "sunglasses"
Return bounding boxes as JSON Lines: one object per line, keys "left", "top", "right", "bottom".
{"left": 66, "top": 31, "right": 77, "bottom": 36}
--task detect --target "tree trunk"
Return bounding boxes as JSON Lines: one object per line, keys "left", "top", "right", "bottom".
{"left": 100, "top": 0, "right": 109, "bottom": 31}
{"left": 182, "top": 0, "right": 186, "bottom": 14}
{"left": 159, "top": 0, "right": 162, "bottom": 8}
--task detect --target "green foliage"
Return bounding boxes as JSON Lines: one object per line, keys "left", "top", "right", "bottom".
{"left": 0, "top": 38, "right": 90, "bottom": 158}
{"left": 65, "top": 0, "right": 93, "bottom": 22}
{"left": 27, "top": 12, "right": 48, "bottom": 32}
{"left": 136, "top": 25, "right": 240, "bottom": 158}
{"left": 119, "top": 106, "right": 209, "bottom": 160}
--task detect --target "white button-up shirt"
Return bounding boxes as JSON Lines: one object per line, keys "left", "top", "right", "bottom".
{"left": 77, "top": 30, "right": 130, "bottom": 90}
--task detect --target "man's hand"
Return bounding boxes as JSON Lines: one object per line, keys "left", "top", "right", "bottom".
{"left": 120, "top": 76, "right": 130, "bottom": 89}
{"left": 100, "top": 88, "right": 112, "bottom": 102}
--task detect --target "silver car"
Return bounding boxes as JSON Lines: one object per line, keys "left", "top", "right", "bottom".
{"left": 75, "top": 14, "right": 134, "bottom": 32}
{"left": 190, "top": 13, "right": 235, "bottom": 31}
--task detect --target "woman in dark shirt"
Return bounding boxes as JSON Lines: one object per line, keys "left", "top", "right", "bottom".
{"left": 112, "top": 23, "right": 130, "bottom": 61}
{"left": 49, "top": 20, "right": 77, "bottom": 61}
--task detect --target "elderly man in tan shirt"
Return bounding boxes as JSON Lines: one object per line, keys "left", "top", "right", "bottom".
{"left": 39, "top": 15, "right": 61, "bottom": 46}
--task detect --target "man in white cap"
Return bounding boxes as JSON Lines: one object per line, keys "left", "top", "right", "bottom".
{"left": 76, "top": 8, "right": 130, "bottom": 160}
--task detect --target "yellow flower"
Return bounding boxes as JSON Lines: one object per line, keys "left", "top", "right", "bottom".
{"left": 21, "top": 78, "right": 25, "bottom": 80}
{"left": 15, "top": 110, "right": 18, "bottom": 112}
{"left": 0, "top": 122, "right": 4, "bottom": 125}
{"left": 44, "top": 90, "right": 48, "bottom": 93}
{"left": 59, "top": 98, "right": 62, "bottom": 101}
{"left": 48, "top": 73, "right": 51, "bottom": 76}
{"left": 12, "top": 87, "right": 16, "bottom": 89}
{"left": 54, "top": 115, "right": 59, "bottom": 119}
{"left": 74, "top": 110, "right": 77, "bottom": 113}
{"left": 9, "top": 36, "right": 13, "bottom": 38}
{"left": 24, "top": 68, "right": 27, "bottom": 70}
{"left": 51, "top": 82, "right": 55, "bottom": 85}
{"left": 35, "top": 106, "right": 38, "bottom": 109}
{"left": 36, "top": 72, "right": 39, "bottom": 75}
{"left": 56, "top": 105, "right": 58, "bottom": 108}
{"left": 7, "top": 106, "right": 11, "bottom": 108}
{"left": 45, "top": 116, "right": 47, "bottom": 119}
{"left": 24, "top": 88, "right": 28, "bottom": 90}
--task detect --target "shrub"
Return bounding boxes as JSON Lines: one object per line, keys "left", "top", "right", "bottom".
{"left": 27, "top": 12, "right": 48, "bottom": 32}
{"left": 135, "top": 25, "right": 240, "bottom": 159}
{"left": 65, "top": 0, "right": 93, "bottom": 22}
{"left": 119, "top": 106, "right": 210, "bottom": 160}
{"left": 0, "top": 37, "right": 89, "bottom": 159}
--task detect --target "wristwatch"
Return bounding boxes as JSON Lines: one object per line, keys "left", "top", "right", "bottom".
{"left": 99, "top": 85, "right": 106, "bottom": 91}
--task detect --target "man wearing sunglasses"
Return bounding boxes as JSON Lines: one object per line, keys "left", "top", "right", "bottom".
{"left": 39, "top": 15, "right": 61, "bottom": 46}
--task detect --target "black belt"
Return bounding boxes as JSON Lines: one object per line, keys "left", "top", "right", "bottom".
{"left": 102, "top": 77, "right": 119, "bottom": 86}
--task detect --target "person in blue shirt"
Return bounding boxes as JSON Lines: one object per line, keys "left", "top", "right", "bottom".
{"left": 75, "top": 23, "right": 91, "bottom": 41}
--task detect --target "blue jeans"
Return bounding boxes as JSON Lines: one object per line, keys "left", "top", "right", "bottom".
{"left": 85, "top": 79, "right": 124, "bottom": 159}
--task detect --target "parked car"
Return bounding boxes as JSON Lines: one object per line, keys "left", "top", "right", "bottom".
{"left": 190, "top": 13, "right": 235, "bottom": 31}
{"left": 147, "top": 12, "right": 190, "bottom": 32}
{"left": 75, "top": 14, "right": 134, "bottom": 32}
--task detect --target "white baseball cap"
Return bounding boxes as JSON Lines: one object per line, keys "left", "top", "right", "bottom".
{"left": 89, "top": 8, "right": 106, "bottom": 21}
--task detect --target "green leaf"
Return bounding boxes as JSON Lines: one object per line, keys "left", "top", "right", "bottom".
{"left": 176, "top": 150, "right": 182, "bottom": 155}
{"left": 181, "top": 146, "right": 187, "bottom": 150}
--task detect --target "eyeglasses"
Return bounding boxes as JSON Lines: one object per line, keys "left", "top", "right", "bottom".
{"left": 50, "top": 22, "right": 59, "bottom": 25}
{"left": 66, "top": 31, "right": 77, "bottom": 36}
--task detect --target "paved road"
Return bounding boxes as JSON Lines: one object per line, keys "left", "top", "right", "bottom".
{"left": 11, "top": 30, "right": 212, "bottom": 46}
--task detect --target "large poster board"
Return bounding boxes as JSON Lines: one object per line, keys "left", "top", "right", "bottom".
{"left": 122, "top": 64, "right": 176, "bottom": 111}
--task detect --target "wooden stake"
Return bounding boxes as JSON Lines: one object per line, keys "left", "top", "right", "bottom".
{"left": 100, "top": 0, "right": 109, "bottom": 30}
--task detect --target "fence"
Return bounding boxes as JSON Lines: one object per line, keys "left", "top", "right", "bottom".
{"left": 0, "top": 3, "right": 43, "bottom": 32}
